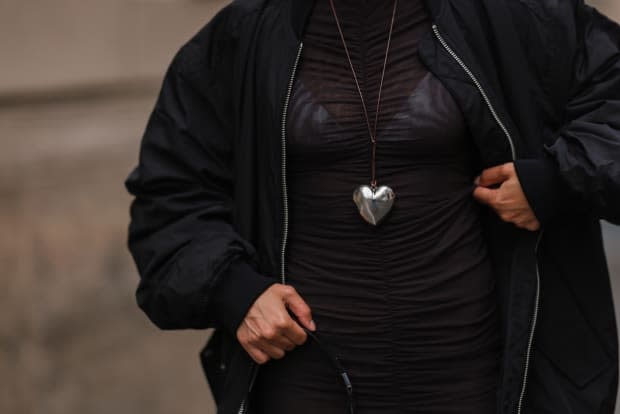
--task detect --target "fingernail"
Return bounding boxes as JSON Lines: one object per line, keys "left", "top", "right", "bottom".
{"left": 473, "top": 176, "right": 480, "bottom": 185}
{"left": 310, "top": 320, "right": 316, "bottom": 331}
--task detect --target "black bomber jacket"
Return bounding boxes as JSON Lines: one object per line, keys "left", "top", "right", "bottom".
{"left": 124, "top": 0, "right": 620, "bottom": 412}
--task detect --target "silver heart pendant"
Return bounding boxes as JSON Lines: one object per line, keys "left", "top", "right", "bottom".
{"left": 352, "top": 184, "right": 395, "bottom": 226}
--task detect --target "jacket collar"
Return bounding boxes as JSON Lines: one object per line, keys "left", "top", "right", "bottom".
{"left": 287, "top": 0, "right": 446, "bottom": 41}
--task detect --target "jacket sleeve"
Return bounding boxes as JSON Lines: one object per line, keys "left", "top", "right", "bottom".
{"left": 514, "top": 2, "right": 620, "bottom": 226}
{"left": 124, "top": 4, "right": 276, "bottom": 334}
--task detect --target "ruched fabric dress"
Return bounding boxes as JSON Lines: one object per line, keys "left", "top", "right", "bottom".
{"left": 250, "top": 0, "right": 502, "bottom": 412}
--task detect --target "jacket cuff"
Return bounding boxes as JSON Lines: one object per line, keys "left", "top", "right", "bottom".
{"left": 513, "top": 156, "right": 566, "bottom": 226}
{"left": 207, "top": 257, "right": 277, "bottom": 337}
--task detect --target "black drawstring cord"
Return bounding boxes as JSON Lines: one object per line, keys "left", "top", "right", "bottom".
{"left": 297, "top": 322, "right": 356, "bottom": 414}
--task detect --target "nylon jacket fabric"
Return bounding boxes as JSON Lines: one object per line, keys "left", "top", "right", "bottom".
{"left": 124, "top": 0, "right": 620, "bottom": 412}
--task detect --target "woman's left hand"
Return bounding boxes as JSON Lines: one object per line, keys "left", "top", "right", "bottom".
{"left": 473, "top": 162, "right": 541, "bottom": 231}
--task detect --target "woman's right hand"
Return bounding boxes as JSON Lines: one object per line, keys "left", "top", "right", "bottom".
{"left": 236, "top": 283, "right": 316, "bottom": 364}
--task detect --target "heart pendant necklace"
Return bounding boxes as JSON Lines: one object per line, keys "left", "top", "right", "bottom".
{"left": 353, "top": 183, "right": 396, "bottom": 226}
{"left": 329, "top": 0, "right": 399, "bottom": 226}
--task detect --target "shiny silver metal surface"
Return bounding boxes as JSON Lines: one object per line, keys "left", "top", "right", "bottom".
{"left": 352, "top": 184, "right": 396, "bottom": 226}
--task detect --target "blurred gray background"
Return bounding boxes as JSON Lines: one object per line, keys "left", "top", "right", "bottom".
{"left": 0, "top": 1, "right": 618, "bottom": 413}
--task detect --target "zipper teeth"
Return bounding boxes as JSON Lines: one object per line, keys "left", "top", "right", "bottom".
{"left": 280, "top": 41, "right": 304, "bottom": 285}
{"left": 237, "top": 399, "right": 246, "bottom": 414}
{"left": 431, "top": 24, "right": 516, "bottom": 160}
{"left": 516, "top": 229, "right": 544, "bottom": 414}
{"left": 432, "top": 23, "right": 541, "bottom": 413}
{"left": 236, "top": 41, "right": 305, "bottom": 414}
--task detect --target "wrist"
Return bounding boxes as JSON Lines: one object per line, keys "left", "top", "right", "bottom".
{"left": 207, "top": 257, "right": 277, "bottom": 337}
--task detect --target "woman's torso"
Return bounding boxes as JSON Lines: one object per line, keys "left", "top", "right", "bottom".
{"left": 251, "top": 1, "right": 502, "bottom": 412}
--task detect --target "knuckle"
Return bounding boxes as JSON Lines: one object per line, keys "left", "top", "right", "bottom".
{"left": 262, "top": 327, "right": 277, "bottom": 340}
{"left": 499, "top": 212, "right": 512, "bottom": 222}
{"left": 246, "top": 334, "right": 259, "bottom": 346}
{"left": 283, "top": 286, "right": 297, "bottom": 297}
{"left": 274, "top": 318, "right": 290, "bottom": 331}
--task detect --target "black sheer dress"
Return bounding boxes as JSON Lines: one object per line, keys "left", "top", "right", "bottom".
{"left": 250, "top": 0, "right": 502, "bottom": 412}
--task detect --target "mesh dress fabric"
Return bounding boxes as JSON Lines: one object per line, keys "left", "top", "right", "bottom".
{"left": 250, "top": 0, "right": 502, "bottom": 412}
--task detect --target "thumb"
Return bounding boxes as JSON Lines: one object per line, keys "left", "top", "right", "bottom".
{"left": 477, "top": 163, "right": 511, "bottom": 187}
{"left": 283, "top": 288, "right": 316, "bottom": 331}
{"left": 473, "top": 185, "right": 497, "bottom": 207}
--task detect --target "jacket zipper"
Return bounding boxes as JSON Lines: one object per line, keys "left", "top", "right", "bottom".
{"left": 236, "top": 40, "right": 305, "bottom": 414}
{"left": 431, "top": 24, "right": 516, "bottom": 160}
{"left": 431, "top": 23, "right": 541, "bottom": 414}
{"left": 280, "top": 41, "right": 305, "bottom": 285}
{"left": 517, "top": 229, "right": 544, "bottom": 414}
